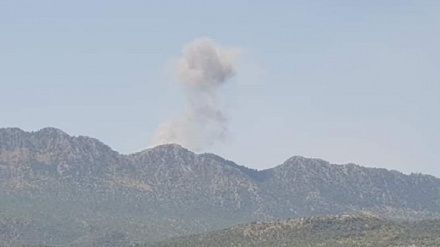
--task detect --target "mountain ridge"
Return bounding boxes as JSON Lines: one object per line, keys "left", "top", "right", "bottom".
{"left": 1, "top": 127, "right": 435, "bottom": 178}
{"left": 1, "top": 127, "right": 440, "bottom": 246}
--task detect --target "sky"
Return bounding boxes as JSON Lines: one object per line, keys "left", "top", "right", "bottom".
{"left": 1, "top": 1, "right": 439, "bottom": 176}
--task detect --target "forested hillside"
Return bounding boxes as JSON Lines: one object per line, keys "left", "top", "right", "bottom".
{"left": 1, "top": 128, "right": 440, "bottom": 246}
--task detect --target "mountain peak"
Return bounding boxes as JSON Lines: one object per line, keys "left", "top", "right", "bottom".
{"left": 285, "top": 155, "right": 328, "bottom": 164}
{"left": 0, "top": 127, "right": 26, "bottom": 133}
{"left": 152, "top": 143, "right": 186, "bottom": 149}
{"left": 277, "top": 156, "right": 331, "bottom": 171}
{"left": 131, "top": 143, "right": 194, "bottom": 159}
{"left": 35, "top": 127, "right": 69, "bottom": 137}
{"left": 0, "top": 127, "right": 70, "bottom": 140}
{"left": 147, "top": 143, "right": 192, "bottom": 153}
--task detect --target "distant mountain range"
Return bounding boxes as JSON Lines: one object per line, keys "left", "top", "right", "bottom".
{"left": 1, "top": 127, "right": 440, "bottom": 247}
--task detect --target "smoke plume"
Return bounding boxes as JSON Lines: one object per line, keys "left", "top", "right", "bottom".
{"left": 152, "top": 38, "right": 239, "bottom": 150}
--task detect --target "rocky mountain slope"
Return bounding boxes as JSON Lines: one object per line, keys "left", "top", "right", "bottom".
{"left": 1, "top": 127, "right": 439, "bottom": 246}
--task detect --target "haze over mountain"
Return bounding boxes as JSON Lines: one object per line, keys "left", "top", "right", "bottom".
{"left": 1, "top": 127, "right": 439, "bottom": 246}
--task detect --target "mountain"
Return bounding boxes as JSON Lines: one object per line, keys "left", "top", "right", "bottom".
{"left": 144, "top": 214, "right": 440, "bottom": 247}
{"left": 1, "top": 127, "right": 440, "bottom": 246}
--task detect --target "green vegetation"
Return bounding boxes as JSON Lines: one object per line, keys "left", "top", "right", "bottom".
{"left": 2, "top": 128, "right": 440, "bottom": 246}
{"left": 143, "top": 215, "right": 440, "bottom": 247}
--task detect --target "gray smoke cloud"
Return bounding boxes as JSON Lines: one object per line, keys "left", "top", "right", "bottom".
{"left": 152, "top": 38, "right": 239, "bottom": 150}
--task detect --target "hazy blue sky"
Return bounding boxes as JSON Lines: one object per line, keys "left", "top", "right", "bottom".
{"left": 1, "top": 1, "right": 439, "bottom": 176}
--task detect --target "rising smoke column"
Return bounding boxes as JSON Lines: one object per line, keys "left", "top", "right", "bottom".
{"left": 152, "top": 38, "right": 239, "bottom": 150}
